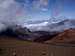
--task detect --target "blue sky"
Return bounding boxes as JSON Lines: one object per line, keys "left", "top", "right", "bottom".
{"left": 15, "top": 0, "right": 75, "bottom": 21}
{"left": 63, "top": 0, "right": 75, "bottom": 18}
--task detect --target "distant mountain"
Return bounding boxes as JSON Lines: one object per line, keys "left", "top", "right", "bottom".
{"left": 25, "top": 19, "right": 75, "bottom": 32}
{"left": 0, "top": 19, "right": 75, "bottom": 41}
{"left": 0, "top": 18, "right": 75, "bottom": 36}
{"left": 47, "top": 19, "right": 75, "bottom": 32}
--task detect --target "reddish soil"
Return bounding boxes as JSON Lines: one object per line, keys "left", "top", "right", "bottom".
{"left": 45, "top": 29, "right": 75, "bottom": 44}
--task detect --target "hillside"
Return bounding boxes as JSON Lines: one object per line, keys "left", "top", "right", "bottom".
{"left": 45, "top": 29, "right": 75, "bottom": 44}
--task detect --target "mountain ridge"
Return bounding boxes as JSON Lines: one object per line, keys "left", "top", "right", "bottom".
{"left": 25, "top": 19, "right": 75, "bottom": 32}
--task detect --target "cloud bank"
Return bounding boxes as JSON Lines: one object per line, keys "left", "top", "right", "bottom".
{"left": 0, "top": 0, "right": 27, "bottom": 31}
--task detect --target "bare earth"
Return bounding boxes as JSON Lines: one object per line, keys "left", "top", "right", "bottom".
{"left": 0, "top": 29, "right": 75, "bottom": 56}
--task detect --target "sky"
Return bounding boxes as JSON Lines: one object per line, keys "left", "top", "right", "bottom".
{"left": 15, "top": 0, "right": 75, "bottom": 21}
{"left": 0, "top": 0, "right": 75, "bottom": 25}
{"left": 62, "top": 0, "right": 75, "bottom": 19}
{"left": 0, "top": 0, "right": 75, "bottom": 31}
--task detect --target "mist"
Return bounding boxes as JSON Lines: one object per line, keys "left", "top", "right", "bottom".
{"left": 0, "top": 0, "right": 28, "bottom": 32}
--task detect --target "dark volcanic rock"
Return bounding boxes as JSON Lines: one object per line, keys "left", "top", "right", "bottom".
{"left": 0, "top": 28, "right": 17, "bottom": 37}
{"left": 0, "top": 26, "right": 32, "bottom": 40}
{"left": 11, "top": 26, "right": 33, "bottom": 40}
{"left": 9, "top": 25, "right": 59, "bottom": 41}
{"left": 31, "top": 31, "right": 58, "bottom": 42}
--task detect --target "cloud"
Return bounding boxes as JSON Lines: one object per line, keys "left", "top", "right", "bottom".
{"left": 40, "top": 0, "right": 48, "bottom": 6}
{"left": 32, "top": 0, "right": 49, "bottom": 11}
{"left": 40, "top": 0, "right": 49, "bottom": 11}
{"left": 0, "top": 0, "right": 28, "bottom": 32}
{"left": 0, "top": 0, "right": 16, "bottom": 24}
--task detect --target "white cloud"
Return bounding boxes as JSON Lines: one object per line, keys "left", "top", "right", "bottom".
{"left": 40, "top": 0, "right": 48, "bottom": 6}
{"left": 0, "top": 0, "right": 15, "bottom": 8}
{"left": 0, "top": 0, "right": 28, "bottom": 32}
{"left": 40, "top": 0, "right": 48, "bottom": 11}
{"left": 32, "top": 0, "right": 49, "bottom": 11}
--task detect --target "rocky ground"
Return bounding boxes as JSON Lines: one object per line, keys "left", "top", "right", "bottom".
{"left": 0, "top": 28, "right": 75, "bottom": 56}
